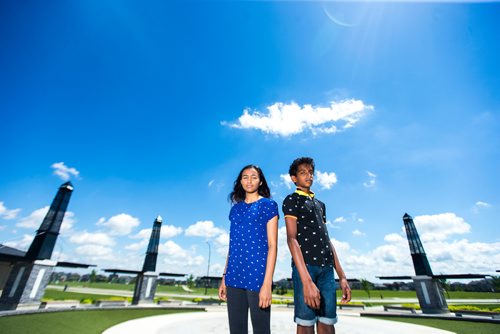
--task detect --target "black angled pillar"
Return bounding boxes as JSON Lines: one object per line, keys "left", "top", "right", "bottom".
{"left": 403, "top": 213, "right": 448, "bottom": 314}
{"left": 132, "top": 216, "right": 162, "bottom": 305}
{"left": 0, "top": 182, "right": 73, "bottom": 310}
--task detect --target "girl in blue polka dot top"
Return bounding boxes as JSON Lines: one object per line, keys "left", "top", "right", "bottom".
{"left": 218, "top": 164, "right": 279, "bottom": 334}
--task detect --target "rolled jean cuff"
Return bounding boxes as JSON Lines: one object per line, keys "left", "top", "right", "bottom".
{"left": 318, "top": 316, "right": 338, "bottom": 325}
{"left": 294, "top": 316, "right": 316, "bottom": 327}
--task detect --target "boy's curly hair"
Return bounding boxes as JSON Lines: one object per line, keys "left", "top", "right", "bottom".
{"left": 288, "top": 157, "right": 315, "bottom": 176}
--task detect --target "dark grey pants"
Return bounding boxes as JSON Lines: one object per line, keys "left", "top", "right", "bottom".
{"left": 226, "top": 286, "right": 271, "bottom": 334}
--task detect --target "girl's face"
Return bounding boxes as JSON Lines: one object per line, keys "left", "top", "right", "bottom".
{"left": 240, "top": 168, "right": 261, "bottom": 194}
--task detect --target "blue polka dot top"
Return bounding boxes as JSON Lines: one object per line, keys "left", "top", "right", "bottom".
{"left": 225, "top": 197, "right": 279, "bottom": 291}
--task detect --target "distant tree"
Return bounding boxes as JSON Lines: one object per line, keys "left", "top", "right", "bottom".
{"left": 187, "top": 274, "right": 195, "bottom": 289}
{"left": 360, "top": 279, "right": 373, "bottom": 299}
{"left": 89, "top": 269, "right": 97, "bottom": 285}
{"left": 492, "top": 276, "right": 500, "bottom": 292}
{"left": 438, "top": 278, "right": 450, "bottom": 298}
{"left": 274, "top": 284, "right": 288, "bottom": 295}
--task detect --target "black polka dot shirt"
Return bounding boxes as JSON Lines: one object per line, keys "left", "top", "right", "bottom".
{"left": 282, "top": 189, "right": 333, "bottom": 267}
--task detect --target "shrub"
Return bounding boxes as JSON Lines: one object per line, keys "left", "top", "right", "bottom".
{"left": 402, "top": 303, "right": 421, "bottom": 310}
{"left": 448, "top": 305, "right": 490, "bottom": 312}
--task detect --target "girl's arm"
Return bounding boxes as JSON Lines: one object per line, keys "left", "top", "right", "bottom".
{"left": 218, "top": 252, "right": 229, "bottom": 301}
{"left": 259, "top": 215, "right": 278, "bottom": 308}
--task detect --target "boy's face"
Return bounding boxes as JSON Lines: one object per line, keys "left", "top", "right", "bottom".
{"left": 291, "top": 163, "right": 314, "bottom": 190}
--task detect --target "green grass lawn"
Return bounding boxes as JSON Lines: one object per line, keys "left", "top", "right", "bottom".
{"left": 338, "top": 289, "right": 500, "bottom": 300}
{"left": 371, "top": 316, "right": 500, "bottom": 334}
{"left": 43, "top": 290, "right": 130, "bottom": 303}
{"left": 51, "top": 281, "right": 136, "bottom": 291}
{"left": 0, "top": 308, "right": 201, "bottom": 334}
{"left": 50, "top": 282, "right": 217, "bottom": 294}
{"left": 50, "top": 282, "right": 500, "bottom": 301}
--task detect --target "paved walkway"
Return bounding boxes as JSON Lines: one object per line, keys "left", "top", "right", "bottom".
{"left": 103, "top": 306, "right": 454, "bottom": 334}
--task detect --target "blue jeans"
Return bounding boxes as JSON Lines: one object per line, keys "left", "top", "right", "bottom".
{"left": 292, "top": 264, "right": 338, "bottom": 326}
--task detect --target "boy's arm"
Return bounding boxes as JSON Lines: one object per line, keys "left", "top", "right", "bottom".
{"left": 329, "top": 240, "right": 351, "bottom": 304}
{"left": 285, "top": 216, "right": 321, "bottom": 309}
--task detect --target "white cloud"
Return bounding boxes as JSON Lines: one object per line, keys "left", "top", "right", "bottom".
{"left": 326, "top": 220, "right": 340, "bottom": 229}
{"left": 473, "top": 201, "right": 491, "bottom": 213}
{"left": 352, "top": 229, "right": 366, "bottom": 236}
{"left": 160, "top": 240, "right": 205, "bottom": 271}
{"left": 268, "top": 211, "right": 500, "bottom": 282}
{"left": 133, "top": 225, "right": 183, "bottom": 239}
{"left": 51, "top": 162, "right": 80, "bottom": 181}
{"left": 3, "top": 234, "right": 34, "bottom": 250}
{"left": 96, "top": 213, "right": 140, "bottom": 236}
{"left": 0, "top": 225, "right": 6, "bottom": 231}
{"left": 75, "top": 244, "right": 115, "bottom": 261}
{"left": 363, "top": 171, "right": 377, "bottom": 188}
{"left": 133, "top": 228, "right": 154, "bottom": 239}
{"left": 161, "top": 225, "right": 183, "bottom": 238}
{"left": 334, "top": 216, "right": 346, "bottom": 223}
{"left": 59, "top": 212, "right": 76, "bottom": 234}
{"left": 425, "top": 239, "right": 500, "bottom": 275}
{"left": 16, "top": 206, "right": 75, "bottom": 233}
{"left": 207, "top": 180, "right": 225, "bottom": 192}
{"left": 331, "top": 238, "right": 350, "bottom": 253}
{"left": 315, "top": 170, "right": 338, "bottom": 190}
{"left": 414, "top": 213, "right": 471, "bottom": 242}
{"left": 280, "top": 174, "right": 294, "bottom": 189}
{"left": 125, "top": 239, "right": 149, "bottom": 251}
{"left": 326, "top": 211, "right": 500, "bottom": 282}
{"left": 0, "top": 201, "right": 21, "bottom": 220}
{"left": 210, "top": 263, "right": 225, "bottom": 276}
{"left": 222, "top": 99, "right": 373, "bottom": 137}
{"left": 160, "top": 240, "right": 189, "bottom": 257}
{"left": 185, "top": 220, "right": 224, "bottom": 238}
{"left": 214, "top": 232, "right": 230, "bottom": 256}
{"left": 215, "top": 232, "right": 229, "bottom": 247}
{"left": 16, "top": 207, "right": 49, "bottom": 229}
{"left": 69, "top": 231, "right": 115, "bottom": 246}
{"left": 277, "top": 226, "right": 291, "bottom": 263}
{"left": 384, "top": 233, "right": 405, "bottom": 243}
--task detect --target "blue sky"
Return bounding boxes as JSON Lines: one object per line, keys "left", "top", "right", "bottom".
{"left": 1, "top": 1, "right": 499, "bottom": 282}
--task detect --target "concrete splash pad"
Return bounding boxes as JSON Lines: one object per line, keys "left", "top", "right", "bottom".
{"left": 104, "top": 307, "right": 454, "bottom": 334}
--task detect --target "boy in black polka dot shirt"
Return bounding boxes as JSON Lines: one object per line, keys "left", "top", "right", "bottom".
{"left": 283, "top": 157, "right": 351, "bottom": 334}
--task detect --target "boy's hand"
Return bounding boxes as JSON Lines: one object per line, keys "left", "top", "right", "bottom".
{"left": 339, "top": 278, "right": 351, "bottom": 304}
{"left": 218, "top": 278, "right": 227, "bottom": 301}
{"left": 303, "top": 280, "right": 321, "bottom": 309}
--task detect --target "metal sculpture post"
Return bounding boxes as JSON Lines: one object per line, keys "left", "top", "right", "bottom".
{"left": 0, "top": 182, "right": 74, "bottom": 310}
{"left": 204, "top": 241, "right": 211, "bottom": 295}
{"left": 131, "top": 216, "right": 162, "bottom": 305}
{"left": 403, "top": 213, "right": 448, "bottom": 314}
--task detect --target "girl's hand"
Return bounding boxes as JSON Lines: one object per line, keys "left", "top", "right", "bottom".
{"left": 218, "top": 277, "right": 227, "bottom": 301}
{"left": 259, "top": 284, "right": 272, "bottom": 308}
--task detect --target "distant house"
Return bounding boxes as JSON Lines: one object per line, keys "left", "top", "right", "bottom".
{"left": 0, "top": 244, "right": 26, "bottom": 291}
{"left": 196, "top": 276, "right": 223, "bottom": 289}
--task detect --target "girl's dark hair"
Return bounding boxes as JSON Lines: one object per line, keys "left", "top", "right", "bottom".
{"left": 289, "top": 157, "right": 315, "bottom": 176}
{"left": 229, "top": 164, "right": 271, "bottom": 203}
